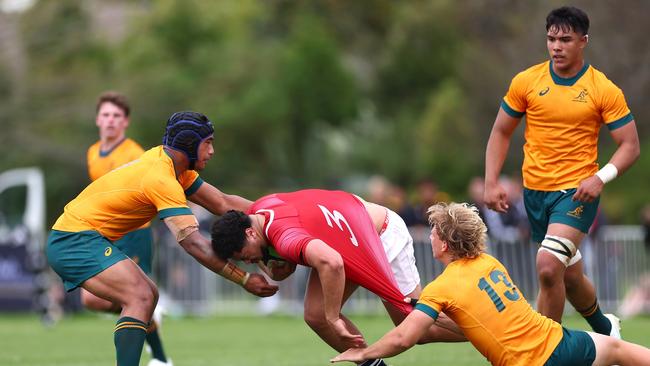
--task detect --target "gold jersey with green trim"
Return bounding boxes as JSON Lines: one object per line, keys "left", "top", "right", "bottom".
{"left": 416, "top": 253, "right": 563, "bottom": 366}
{"left": 87, "top": 137, "right": 152, "bottom": 231}
{"left": 87, "top": 138, "right": 145, "bottom": 182}
{"left": 502, "top": 61, "right": 633, "bottom": 191}
{"left": 53, "top": 146, "right": 202, "bottom": 241}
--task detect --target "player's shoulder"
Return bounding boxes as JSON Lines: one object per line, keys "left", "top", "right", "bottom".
{"left": 87, "top": 141, "right": 101, "bottom": 154}
{"left": 513, "top": 61, "right": 549, "bottom": 80}
{"left": 136, "top": 147, "right": 174, "bottom": 176}
{"left": 139, "top": 145, "right": 164, "bottom": 160}
{"left": 478, "top": 253, "right": 510, "bottom": 274}
{"left": 585, "top": 64, "right": 621, "bottom": 90}
{"left": 121, "top": 138, "right": 145, "bottom": 153}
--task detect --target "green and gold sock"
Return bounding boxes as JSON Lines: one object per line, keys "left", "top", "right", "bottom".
{"left": 114, "top": 316, "right": 147, "bottom": 366}
{"left": 578, "top": 300, "right": 612, "bottom": 335}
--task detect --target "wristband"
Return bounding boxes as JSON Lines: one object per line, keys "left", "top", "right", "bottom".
{"left": 595, "top": 163, "right": 618, "bottom": 184}
{"left": 219, "top": 262, "right": 250, "bottom": 286}
{"left": 241, "top": 272, "right": 251, "bottom": 286}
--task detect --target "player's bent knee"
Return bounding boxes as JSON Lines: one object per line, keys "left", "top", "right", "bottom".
{"left": 536, "top": 263, "right": 563, "bottom": 287}
{"left": 125, "top": 281, "right": 158, "bottom": 310}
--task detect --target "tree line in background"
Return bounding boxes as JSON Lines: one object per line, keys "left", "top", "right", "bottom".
{"left": 0, "top": 0, "right": 648, "bottom": 224}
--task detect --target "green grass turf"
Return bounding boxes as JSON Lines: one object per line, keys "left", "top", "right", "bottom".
{"left": 1, "top": 313, "right": 649, "bottom": 365}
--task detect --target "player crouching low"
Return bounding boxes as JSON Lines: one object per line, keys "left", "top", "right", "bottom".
{"left": 332, "top": 202, "right": 650, "bottom": 366}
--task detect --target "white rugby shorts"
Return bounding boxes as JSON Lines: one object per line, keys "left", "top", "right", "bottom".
{"left": 380, "top": 209, "right": 421, "bottom": 295}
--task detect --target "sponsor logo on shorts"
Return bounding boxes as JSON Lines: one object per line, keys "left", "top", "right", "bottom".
{"left": 567, "top": 205, "right": 584, "bottom": 219}
{"left": 104, "top": 247, "right": 112, "bottom": 256}
{"left": 539, "top": 86, "right": 550, "bottom": 96}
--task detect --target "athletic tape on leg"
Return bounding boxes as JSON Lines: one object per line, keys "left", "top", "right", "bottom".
{"left": 567, "top": 249, "right": 582, "bottom": 267}
{"left": 539, "top": 235, "right": 577, "bottom": 267}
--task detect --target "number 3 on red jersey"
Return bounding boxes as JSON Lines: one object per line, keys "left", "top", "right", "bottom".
{"left": 317, "top": 204, "right": 359, "bottom": 246}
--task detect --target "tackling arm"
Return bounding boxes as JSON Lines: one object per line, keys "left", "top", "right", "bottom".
{"left": 331, "top": 310, "right": 435, "bottom": 363}
{"left": 163, "top": 216, "right": 278, "bottom": 297}
{"left": 484, "top": 108, "right": 521, "bottom": 213}
{"left": 187, "top": 181, "right": 253, "bottom": 215}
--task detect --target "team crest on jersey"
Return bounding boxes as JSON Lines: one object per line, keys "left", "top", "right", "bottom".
{"left": 572, "top": 89, "right": 589, "bottom": 103}
{"left": 538, "top": 86, "right": 550, "bottom": 96}
{"left": 567, "top": 205, "right": 584, "bottom": 218}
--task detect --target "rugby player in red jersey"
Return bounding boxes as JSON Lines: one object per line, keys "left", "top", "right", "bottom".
{"left": 211, "top": 189, "right": 464, "bottom": 366}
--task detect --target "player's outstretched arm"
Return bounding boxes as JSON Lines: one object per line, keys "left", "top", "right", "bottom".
{"left": 484, "top": 107, "right": 520, "bottom": 213}
{"left": 331, "top": 310, "right": 433, "bottom": 363}
{"left": 164, "top": 217, "right": 278, "bottom": 297}
{"left": 187, "top": 182, "right": 253, "bottom": 215}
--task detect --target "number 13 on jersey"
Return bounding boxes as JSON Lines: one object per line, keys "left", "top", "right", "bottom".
{"left": 477, "top": 269, "right": 521, "bottom": 312}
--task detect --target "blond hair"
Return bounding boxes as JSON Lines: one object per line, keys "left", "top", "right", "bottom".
{"left": 427, "top": 202, "right": 487, "bottom": 259}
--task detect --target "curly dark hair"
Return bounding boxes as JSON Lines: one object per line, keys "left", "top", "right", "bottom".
{"left": 546, "top": 6, "right": 589, "bottom": 36}
{"left": 211, "top": 210, "right": 252, "bottom": 260}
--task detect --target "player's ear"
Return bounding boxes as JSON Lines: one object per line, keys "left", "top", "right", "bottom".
{"left": 580, "top": 34, "right": 588, "bottom": 48}
{"left": 245, "top": 227, "right": 257, "bottom": 240}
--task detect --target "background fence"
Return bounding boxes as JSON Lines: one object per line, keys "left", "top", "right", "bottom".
{"left": 152, "top": 225, "right": 649, "bottom": 317}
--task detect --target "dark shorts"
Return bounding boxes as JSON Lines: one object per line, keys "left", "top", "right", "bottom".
{"left": 46, "top": 230, "right": 128, "bottom": 291}
{"left": 113, "top": 227, "right": 153, "bottom": 274}
{"left": 523, "top": 188, "right": 599, "bottom": 243}
{"left": 544, "top": 327, "right": 596, "bottom": 366}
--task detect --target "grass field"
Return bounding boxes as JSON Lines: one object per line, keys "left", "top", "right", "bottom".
{"left": 2, "top": 313, "right": 650, "bottom": 366}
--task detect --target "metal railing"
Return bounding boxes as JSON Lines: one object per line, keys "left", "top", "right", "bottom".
{"left": 152, "top": 225, "right": 649, "bottom": 316}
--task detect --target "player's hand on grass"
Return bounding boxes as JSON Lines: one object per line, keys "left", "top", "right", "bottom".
{"left": 330, "top": 347, "right": 366, "bottom": 363}
{"left": 484, "top": 182, "right": 509, "bottom": 213}
{"left": 572, "top": 175, "right": 603, "bottom": 202}
{"left": 244, "top": 273, "right": 279, "bottom": 297}
{"left": 330, "top": 318, "right": 366, "bottom": 348}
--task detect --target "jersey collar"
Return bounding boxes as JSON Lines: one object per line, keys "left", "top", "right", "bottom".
{"left": 99, "top": 137, "right": 127, "bottom": 157}
{"left": 549, "top": 61, "right": 590, "bottom": 86}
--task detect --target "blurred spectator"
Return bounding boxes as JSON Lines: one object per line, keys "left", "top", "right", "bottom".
{"left": 412, "top": 179, "right": 450, "bottom": 226}
{"left": 367, "top": 175, "right": 392, "bottom": 207}
{"left": 617, "top": 205, "right": 650, "bottom": 318}
{"left": 387, "top": 185, "right": 419, "bottom": 227}
{"left": 619, "top": 274, "right": 650, "bottom": 319}
{"left": 467, "top": 176, "right": 488, "bottom": 222}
